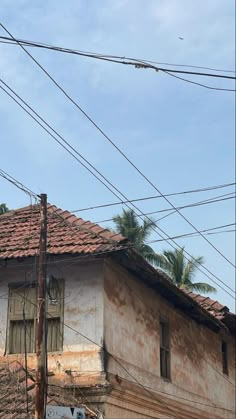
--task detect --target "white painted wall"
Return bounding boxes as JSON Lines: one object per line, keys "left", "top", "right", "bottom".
{"left": 0, "top": 258, "right": 104, "bottom": 383}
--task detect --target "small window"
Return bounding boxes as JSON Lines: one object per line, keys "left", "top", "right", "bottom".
{"left": 222, "top": 341, "right": 228, "bottom": 375}
{"left": 7, "top": 279, "right": 64, "bottom": 354}
{"left": 160, "top": 320, "right": 170, "bottom": 379}
{"left": 9, "top": 319, "right": 35, "bottom": 354}
{"left": 46, "top": 318, "right": 63, "bottom": 352}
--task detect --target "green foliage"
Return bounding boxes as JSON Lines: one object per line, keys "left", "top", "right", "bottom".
{"left": 112, "top": 209, "right": 216, "bottom": 295}
{"left": 112, "top": 209, "right": 160, "bottom": 265}
{"left": 156, "top": 248, "right": 216, "bottom": 294}
{"left": 0, "top": 203, "right": 9, "bottom": 215}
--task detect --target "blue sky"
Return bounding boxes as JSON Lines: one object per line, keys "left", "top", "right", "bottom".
{"left": 0, "top": 0, "right": 235, "bottom": 310}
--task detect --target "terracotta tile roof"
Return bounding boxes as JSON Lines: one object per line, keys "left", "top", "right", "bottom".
{"left": 184, "top": 291, "right": 235, "bottom": 334}
{"left": 182, "top": 290, "right": 230, "bottom": 320}
{"left": 0, "top": 204, "right": 127, "bottom": 260}
{"left": 0, "top": 361, "right": 97, "bottom": 418}
{"left": 0, "top": 204, "right": 234, "bottom": 334}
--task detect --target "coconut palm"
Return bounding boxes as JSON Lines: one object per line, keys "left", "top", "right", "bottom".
{"left": 113, "top": 209, "right": 160, "bottom": 265}
{"left": 156, "top": 247, "right": 216, "bottom": 293}
{"left": 0, "top": 203, "right": 9, "bottom": 215}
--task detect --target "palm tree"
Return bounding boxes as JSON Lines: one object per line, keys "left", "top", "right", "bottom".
{"left": 0, "top": 203, "right": 9, "bottom": 215}
{"left": 156, "top": 248, "right": 216, "bottom": 294}
{"left": 112, "top": 209, "right": 159, "bottom": 265}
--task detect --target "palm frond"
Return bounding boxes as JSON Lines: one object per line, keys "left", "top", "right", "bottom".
{"left": 190, "top": 282, "right": 217, "bottom": 294}
{"left": 140, "top": 245, "right": 164, "bottom": 266}
{"left": 113, "top": 209, "right": 140, "bottom": 241}
{"left": 161, "top": 250, "right": 182, "bottom": 285}
{"left": 112, "top": 211, "right": 212, "bottom": 295}
{"left": 154, "top": 253, "right": 172, "bottom": 272}
{"left": 140, "top": 217, "right": 157, "bottom": 241}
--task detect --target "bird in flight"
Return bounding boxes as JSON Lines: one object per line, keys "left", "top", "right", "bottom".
{"left": 178, "top": 37, "right": 184, "bottom": 40}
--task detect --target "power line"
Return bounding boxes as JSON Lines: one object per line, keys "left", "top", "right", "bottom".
{"left": 2, "top": 279, "right": 235, "bottom": 417}
{"left": 27, "top": 285, "right": 236, "bottom": 388}
{"left": 133, "top": 194, "right": 236, "bottom": 223}
{"left": 0, "top": 168, "right": 39, "bottom": 200}
{"left": 0, "top": 35, "right": 235, "bottom": 74}
{"left": 1, "top": 224, "right": 235, "bottom": 277}
{"left": 155, "top": 197, "right": 235, "bottom": 224}
{"left": 0, "top": 35, "right": 235, "bottom": 75}
{"left": 0, "top": 218, "right": 234, "bottom": 286}
{"left": 160, "top": 222, "right": 236, "bottom": 236}
{"left": 41, "top": 222, "right": 236, "bottom": 264}
{"left": 130, "top": 58, "right": 236, "bottom": 74}
{"left": 117, "top": 250, "right": 236, "bottom": 386}
{"left": 1, "top": 282, "right": 180, "bottom": 418}
{"left": 0, "top": 80, "right": 234, "bottom": 298}
{"left": 95, "top": 193, "right": 235, "bottom": 224}
{"left": 0, "top": 81, "right": 133, "bottom": 208}
{"left": 0, "top": 168, "right": 234, "bottom": 411}
{"left": 1, "top": 24, "right": 234, "bottom": 268}
{"left": 98, "top": 223, "right": 236, "bottom": 243}
{"left": 0, "top": 34, "right": 235, "bottom": 85}
{"left": 0, "top": 224, "right": 235, "bottom": 288}
{"left": 109, "top": 364, "right": 235, "bottom": 413}
{"left": 26, "top": 207, "right": 236, "bottom": 298}
{"left": 46, "top": 212, "right": 236, "bottom": 298}
{"left": 48, "top": 373, "right": 236, "bottom": 415}
{"left": 161, "top": 68, "right": 236, "bottom": 91}
{"left": 70, "top": 182, "right": 236, "bottom": 212}
{"left": 106, "top": 390, "right": 234, "bottom": 417}
{"left": 22, "top": 304, "right": 29, "bottom": 417}
{"left": 197, "top": 229, "right": 235, "bottom": 236}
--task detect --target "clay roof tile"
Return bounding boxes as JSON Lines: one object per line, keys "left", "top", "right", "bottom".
{"left": 0, "top": 204, "right": 127, "bottom": 260}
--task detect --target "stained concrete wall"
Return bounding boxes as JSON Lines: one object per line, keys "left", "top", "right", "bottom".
{"left": 0, "top": 258, "right": 105, "bottom": 385}
{"left": 104, "top": 259, "right": 235, "bottom": 418}
{"left": 0, "top": 256, "right": 235, "bottom": 417}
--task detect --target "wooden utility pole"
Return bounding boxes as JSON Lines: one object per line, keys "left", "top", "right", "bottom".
{"left": 35, "top": 194, "right": 47, "bottom": 419}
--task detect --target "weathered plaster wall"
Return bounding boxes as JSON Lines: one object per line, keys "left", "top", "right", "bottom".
{"left": 1, "top": 256, "right": 235, "bottom": 417}
{"left": 104, "top": 259, "right": 235, "bottom": 418}
{"left": 0, "top": 258, "right": 105, "bottom": 384}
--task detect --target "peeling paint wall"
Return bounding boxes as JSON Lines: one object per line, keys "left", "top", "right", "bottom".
{"left": 104, "top": 259, "right": 236, "bottom": 418}
{"left": 0, "top": 256, "right": 235, "bottom": 417}
{"left": 0, "top": 258, "right": 105, "bottom": 385}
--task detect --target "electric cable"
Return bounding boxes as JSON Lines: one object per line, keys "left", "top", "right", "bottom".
{"left": 4, "top": 279, "right": 235, "bottom": 417}
{"left": 2, "top": 166, "right": 233, "bottom": 413}
{"left": 0, "top": 224, "right": 235, "bottom": 276}
{"left": 0, "top": 35, "right": 235, "bottom": 74}
{"left": 1, "top": 24, "right": 234, "bottom": 268}
{"left": 70, "top": 182, "right": 236, "bottom": 213}
{"left": 0, "top": 81, "right": 234, "bottom": 298}
{"left": 95, "top": 193, "right": 235, "bottom": 224}
{"left": 22, "top": 304, "right": 29, "bottom": 417}
{"left": 0, "top": 168, "right": 39, "bottom": 200}
{"left": 0, "top": 34, "right": 235, "bottom": 82}
{"left": 3, "top": 280, "right": 235, "bottom": 402}
{"left": 161, "top": 68, "right": 235, "bottom": 91}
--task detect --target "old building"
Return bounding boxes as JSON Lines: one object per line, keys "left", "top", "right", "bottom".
{"left": 0, "top": 204, "right": 235, "bottom": 418}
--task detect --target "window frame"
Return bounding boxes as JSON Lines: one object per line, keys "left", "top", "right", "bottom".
{"left": 221, "top": 340, "right": 228, "bottom": 375}
{"left": 7, "top": 279, "right": 64, "bottom": 355}
{"left": 160, "top": 318, "right": 171, "bottom": 380}
{"left": 7, "top": 283, "right": 37, "bottom": 355}
{"left": 46, "top": 277, "right": 64, "bottom": 352}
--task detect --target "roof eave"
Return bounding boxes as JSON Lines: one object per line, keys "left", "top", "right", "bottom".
{"left": 114, "top": 249, "right": 230, "bottom": 334}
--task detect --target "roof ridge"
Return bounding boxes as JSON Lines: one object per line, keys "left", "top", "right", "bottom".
{"left": 47, "top": 203, "right": 126, "bottom": 244}
{"left": 0, "top": 203, "right": 40, "bottom": 218}
{"left": 1, "top": 203, "right": 126, "bottom": 243}
{"left": 0, "top": 203, "right": 127, "bottom": 259}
